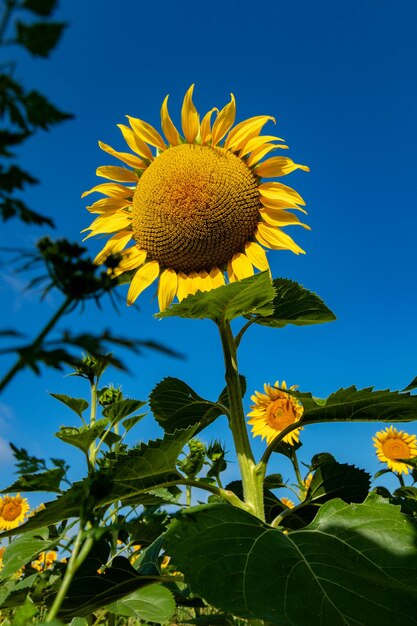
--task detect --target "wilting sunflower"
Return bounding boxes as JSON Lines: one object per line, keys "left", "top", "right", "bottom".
{"left": 83, "top": 86, "right": 310, "bottom": 310}
{"left": 247, "top": 380, "right": 303, "bottom": 445}
{"left": 0, "top": 494, "right": 30, "bottom": 531}
{"left": 373, "top": 426, "right": 417, "bottom": 475}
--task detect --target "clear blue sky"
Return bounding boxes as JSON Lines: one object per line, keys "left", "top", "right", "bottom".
{"left": 1, "top": 0, "right": 416, "bottom": 497}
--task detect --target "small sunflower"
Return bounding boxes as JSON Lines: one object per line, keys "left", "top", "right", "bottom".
{"left": 83, "top": 86, "right": 310, "bottom": 311}
{"left": 247, "top": 380, "right": 303, "bottom": 445}
{"left": 280, "top": 497, "right": 295, "bottom": 509}
{"left": 31, "top": 551, "right": 57, "bottom": 572}
{"left": 373, "top": 426, "right": 417, "bottom": 475}
{"left": 0, "top": 494, "right": 30, "bottom": 531}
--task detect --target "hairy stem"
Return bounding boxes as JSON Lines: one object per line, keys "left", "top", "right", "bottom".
{"left": 218, "top": 320, "right": 265, "bottom": 521}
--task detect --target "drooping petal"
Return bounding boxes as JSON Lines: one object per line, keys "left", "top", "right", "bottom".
{"left": 239, "top": 135, "right": 287, "bottom": 158}
{"left": 160, "top": 95, "right": 181, "bottom": 146}
{"left": 176, "top": 272, "right": 189, "bottom": 301}
{"left": 230, "top": 252, "right": 254, "bottom": 280}
{"left": 86, "top": 197, "right": 131, "bottom": 214}
{"left": 82, "top": 183, "right": 133, "bottom": 199}
{"left": 259, "top": 182, "right": 306, "bottom": 206}
{"left": 96, "top": 166, "right": 138, "bottom": 182}
{"left": 255, "top": 157, "right": 310, "bottom": 178}
{"left": 127, "top": 260, "right": 160, "bottom": 306}
{"left": 227, "top": 260, "right": 238, "bottom": 283}
{"left": 198, "top": 270, "right": 212, "bottom": 292}
{"left": 186, "top": 271, "right": 202, "bottom": 295}
{"left": 247, "top": 143, "right": 285, "bottom": 167}
{"left": 200, "top": 108, "right": 218, "bottom": 144}
{"left": 211, "top": 94, "right": 236, "bottom": 146}
{"left": 244, "top": 241, "right": 270, "bottom": 271}
{"left": 126, "top": 116, "right": 166, "bottom": 151}
{"left": 83, "top": 212, "right": 131, "bottom": 238}
{"left": 259, "top": 194, "right": 307, "bottom": 213}
{"left": 256, "top": 222, "right": 305, "bottom": 254}
{"left": 93, "top": 231, "right": 132, "bottom": 264}
{"left": 181, "top": 84, "right": 200, "bottom": 143}
{"left": 112, "top": 247, "right": 147, "bottom": 276}
{"left": 210, "top": 267, "right": 225, "bottom": 288}
{"left": 224, "top": 115, "right": 275, "bottom": 152}
{"left": 260, "top": 208, "right": 311, "bottom": 229}
{"left": 117, "top": 124, "right": 154, "bottom": 160}
{"left": 99, "top": 141, "right": 146, "bottom": 169}
{"left": 158, "top": 268, "right": 178, "bottom": 311}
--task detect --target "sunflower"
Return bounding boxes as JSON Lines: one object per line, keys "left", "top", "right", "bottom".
{"left": 373, "top": 426, "right": 417, "bottom": 475}
{"left": 280, "top": 497, "right": 295, "bottom": 509}
{"left": 247, "top": 380, "right": 303, "bottom": 445}
{"left": 83, "top": 86, "right": 310, "bottom": 311}
{"left": 0, "top": 494, "right": 30, "bottom": 531}
{"left": 31, "top": 551, "right": 57, "bottom": 572}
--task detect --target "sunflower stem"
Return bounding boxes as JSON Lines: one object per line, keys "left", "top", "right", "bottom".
{"left": 290, "top": 448, "right": 303, "bottom": 489}
{"left": 218, "top": 320, "right": 265, "bottom": 521}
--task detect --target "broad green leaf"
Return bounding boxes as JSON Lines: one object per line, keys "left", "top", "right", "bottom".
{"left": 49, "top": 393, "right": 89, "bottom": 418}
{"left": 295, "top": 386, "right": 417, "bottom": 424}
{"left": 55, "top": 418, "right": 109, "bottom": 453}
{"left": 150, "top": 376, "right": 246, "bottom": 435}
{"left": 102, "top": 399, "right": 146, "bottom": 425}
{"left": 108, "top": 584, "right": 175, "bottom": 623}
{"left": 0, "top": 529, "right": 52, "bottom": 581}
{"left": 165, "top": 500, "right": 417, "bottom": 625}
{"left": 122, "top": 412, "right": 147, "bottom": 432}
{"left": 156, "top": 272, "right": 275, "bottom": 323}
{"left": 403, "top": 375, "right": 417, "bottom": 392}
{"left": 1, "top": 467, "right": 64, "bottom": 493}
{"left": 250, "top": 277, "right": 336, "bottom": 327}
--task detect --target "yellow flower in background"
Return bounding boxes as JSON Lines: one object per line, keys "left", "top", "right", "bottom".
{"left": 0, "top": 546, "right": 5, "bottom": 571}
{"left": 0, "top": 494, "right": 30, "bottom": 531}
{"left": 373, "top": 426, "right": 417, "bottom": 475}
{"left": 83, "top": 85, "right": 310, "bottom": 311}
{"left": 247, "top": 380, "right": 304, "bottom": 445}
{"left": 280, "top": 497, "right": 295, "bottom": 509}
{"left": 31, "top": 551, "right": 57, "bottom": 572}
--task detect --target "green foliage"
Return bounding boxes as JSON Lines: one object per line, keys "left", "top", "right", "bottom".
{"left": 15, "top": 21, "right": 65, "bottom": 57}
{"left": 49, "top": 394, "right": 89, "bottom": 419}
{"left": 165, "top": 499, "right": 417, "bottom": 625}
{"left": 0, "top": 528, "right": 54, "bottom": 581}
{"left": 249, "top": 277, "right": 336, "bottom": 327}
{"left": 157, "top": 271, "right": 276, "bottom": 323}
{"left": 108, "top": 584, "right": 176, "bottom": 623}
{"left": 55, "top": 420, "right": 111, "bottom": 455}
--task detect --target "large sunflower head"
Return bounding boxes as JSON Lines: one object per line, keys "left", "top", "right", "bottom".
{"left": 373, "top": 426, "right": 417, "bottom": 475}
{"left": 247, "top": 380, "right": 304, "bottom": 445}
{"left": 0, "top": 494, "right": 30, "bottom": 531}
{"left": 83, "top": 86, "right": 310, "bottom": 310}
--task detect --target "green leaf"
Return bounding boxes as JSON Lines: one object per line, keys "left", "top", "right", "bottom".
{"left": 150, "top": 376, "right": 245, "bottom": 435}
{"left": 403, "top": 375, "right": 417, "bottom": 391}
{"left": 1, "top": 467, "right": 64, "bottom": 493}
{"left": 250, "top": 277, "right": 336, "bottom": 327}
{"left": 9, "top": 598, "right": 38, "bottom": 625}
{"left": 165, "top": 500, "right": 417, "bottom": 625}
{"left": 109, "top": 584, "right": 176, "bottom": 623}
{"left": 295, "top": 386, "right": 417, "bottom": 424}
{"left": 0, "top": 529, "right": 52, "bottom": 581}
{"left": 122, "top": 413, "right": 147, "bottom": 433}
{"left": 156, "top": 272, "right": 275, "bottom": 323}
{"left": 55, "top": 418, "right": 109, "bottom": 453}
{"left": 16, "top": 21, "right": 66, "bottom": 57}
{"left": 49, "top": 393, "right": 89, "bottom": 418}
{"left": 102, "top": 399, "right": 146, "bottom": 426}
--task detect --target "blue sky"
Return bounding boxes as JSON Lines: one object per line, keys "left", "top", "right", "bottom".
{"left": 0, "top": 0, "right": 416, "bottom": 499}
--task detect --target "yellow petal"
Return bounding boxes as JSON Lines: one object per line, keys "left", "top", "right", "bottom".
{"left": 117, "top": 124, "right": 153, "bottom": 160}
{"left": 96, "top": 166, "right": 138, "bottom": 182}
{"left": 186, "top": 271, "right": 202, "bottom": 295}
{"left": 158, "top": 268, "right": 178, "bottom": 311}
{"left": 247, "top": 143, "right": 285, "bottom": 167}
{"left": 83, "top": 212, "right": 131, "bottom": 238}
{"left": 244, "top": 241, "right": 270, "bottom": 271}
{"left": 112, "top": 247, "right": 147, "bottom": 276}
{"left": 198, "top": 270, "right": 212, "bottom": 292}
{"left": 86, "top": 197, "right": 131, "bottom": 214}
{"left": 93, "top": 231, "right": 132, "bottom": 265}
{"left": 126, "top": 116, "right": 166, "bottom": 151}
{"left": 211, "top": 94, "right": 236, "bottom": 146}
{"left": 160, "top": 95, "right": 181, "bottom": 146}
{"left": 255, "top": 157, "right": 310, "bottom": 178}
{"left": 176, "top": 272, "right": 189, "bottom": 301}
{"left": 181, "top": 84, "right": 200, "bottom": 143}
{"left": 227, "top": 260, "right": 238, "bottom": 283}
{"left": 210, "top": 267, "right": 225, "bottom": 288}
{"left": 82, "top": 183, "right": 133, "bottom": 199}
{"left": 200, "top": 107, "right": 218, "bottom": 144}
{"left": 260, "top": 208, "right": 310, "bottom": 229}
{"left": 230, "top": 252, "right": 254, "bottom": 280}
{"left": 260, "top": 194, "right": 307, "bottom": 213}
{"left": 99, "top": 141, "right": 146, "bottom": 169}
{"left": 259, "top": 182, "right": 306, "bottom": 206}
{"left": 127, "top": 260, "right": 160, "bottom": 306}
{"left": 239, "top": 135, "right": 287, "bottom": 158}
{"left": 256, "top": 222, "right": 305, "bottom": 254}
{"left": 224, "top": 115, "right": 275, "bottom": 152}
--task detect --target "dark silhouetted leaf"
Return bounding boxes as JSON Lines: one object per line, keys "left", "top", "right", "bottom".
{"left": 16, "top": 21, "right": 66, "bottom": 57}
